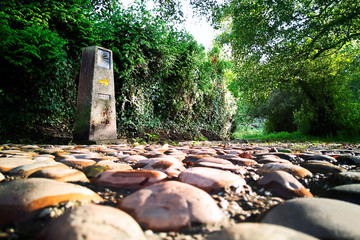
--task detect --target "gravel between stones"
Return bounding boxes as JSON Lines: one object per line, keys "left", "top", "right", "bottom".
{"left": 0, "top": 141, "right": 359, "bottom": 240}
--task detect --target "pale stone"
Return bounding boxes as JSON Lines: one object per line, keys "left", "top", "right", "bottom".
{"left": 0, "top": 149, "right": 30, "bottom": 155}
{"left": 119, "top": 181, "right": 225, "bottom": 231}
{"left": 300, "top": 154, "right": 337, "bottom": 163}
{"left": 179, "top": 167, "right": 246, "bottom": 192}
{"left": 0, "top": 158, "right": 35, "bottom": 172}
{"left": 40, "top": 148, "right": 64, "bottom": 154}
{"left": 90, "top": 156, "right": 119, "bottom": 161}
{"left": 124, "top": 155, "right": 148, "bottom": 163}
{"left": 37, "top": 204, "right": 146, "bottom": 240}
{"left": 33, "top": 155, "right": 55, "bottom": 162}
{"left": 165, "top": 152, "right": 186, "bottom": 161}
{"left": 262, "top": 197, "right": 360, "bottom": 240}
{"left": 208, "top": 223, "right": 319, "bottom": 240}
{"left": 54, "top": 154, "right": 77, "bottom": 161}
{"left": 72, "top": 152, "right": 104, "bottom": 159}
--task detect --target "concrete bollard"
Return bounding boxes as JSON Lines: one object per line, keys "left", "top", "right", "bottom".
{"left": 74, "top": 46, "right": 117, "bottom": 143}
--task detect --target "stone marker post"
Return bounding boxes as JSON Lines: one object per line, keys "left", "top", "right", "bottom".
{"left": 74, "top": 46, "right": 117, "bottom": 143}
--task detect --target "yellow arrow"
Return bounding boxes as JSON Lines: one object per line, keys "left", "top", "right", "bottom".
{"left": 98, "top": 78, "right": 109, "bottom": 86}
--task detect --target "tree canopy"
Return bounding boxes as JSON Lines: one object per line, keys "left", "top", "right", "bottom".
{"left": 210, "top": 0, "right": 360, "bottom": 136}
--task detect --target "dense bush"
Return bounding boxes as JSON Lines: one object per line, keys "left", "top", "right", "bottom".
{"left": 0, "top": 0, "right": 95, "bottom": 141}
{"left": 0, "top": 0, "right": 236, "bottom": 142}
{"left": 97, "top": 3, "right": 236, "bottom": 139}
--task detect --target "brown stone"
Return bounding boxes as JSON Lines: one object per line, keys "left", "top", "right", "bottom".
{"left": 0, "top": 178, "right": 102, "bottom": 223}
{"left": 258, "top": 163, "right": 313, "bottom": 178}
{"left": 196, "top": 161, "right": 246, "bottom": 173}
{"left": 228, "top": 157, "right": 257, "bottom": 166}
{"left": 141, "top": 158, "right": 185, "bottom": 177}
{"left": 0, "top": 158, "right": 35, "bottom": 172}
{"left": 257, "top": 155, "right": 291, "bottom": 164}
{"left": 257, "top": 171, "right": 313, "bottom": 199}
{"left": 0, "top": 149, "right": 26, "bottom": 155}
{"left": 119, "top": 181, "right": 225, "bottom": 231}
{"left": 8, "top": 162, "right": 69, "bottom": 178}
{"left": 300, "top": 160, "right": 344, "bottom": 174}
{"left": 142, "top": 150, "right": 164, "bottom": 158}
{"left": 59, "top": 159, "right": 96, "bottom": 169}
{"left": 239, "top": 152, "right": 253, "bottom": 159}
{"left": 92, "top": 170, "right": 167, "bottom": 188}
{"left": 95, "top": 160, "right": 133, "bottom": 171}
{"left": 29, "top": 168, "right": 89, "bottom": 182}
{"left": 183, "top": 154, "right": 214, "bottom": 164}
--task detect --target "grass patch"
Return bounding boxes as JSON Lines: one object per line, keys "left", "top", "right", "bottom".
{"left": 232, "top": 124, "right": 263, "bottom": 140}
{"left": 233, "top": 127, "right": 360, "bottom": 144}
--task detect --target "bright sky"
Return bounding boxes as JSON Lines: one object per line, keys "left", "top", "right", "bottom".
{"left": 182, "top": 2, "right": 216, "bottom": 50}
{"left": 121, "top": 0, "right": 216, "bottom": 50}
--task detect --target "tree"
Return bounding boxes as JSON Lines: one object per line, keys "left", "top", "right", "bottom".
{"left": 213, "top": 0, "right": 360, "bottom": 136}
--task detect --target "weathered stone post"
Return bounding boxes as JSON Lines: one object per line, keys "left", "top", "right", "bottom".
{"left": 74, "top": 46, "right": 117, "bottom": 143}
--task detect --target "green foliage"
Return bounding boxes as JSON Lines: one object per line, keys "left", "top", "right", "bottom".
{"left": 0, "top": 0, "right": 95, "bottom": 140}
{"left": 213, "top": 0, "right": 360, "bottom": 138}
{"left": 87, "top": 2, "right": 237, "bottom": 140}
{"left": 231, "top": 121, "right": 264, "bottom": 140}
{"left": 0, "top": 0, "right": 237, "bottom": 142}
